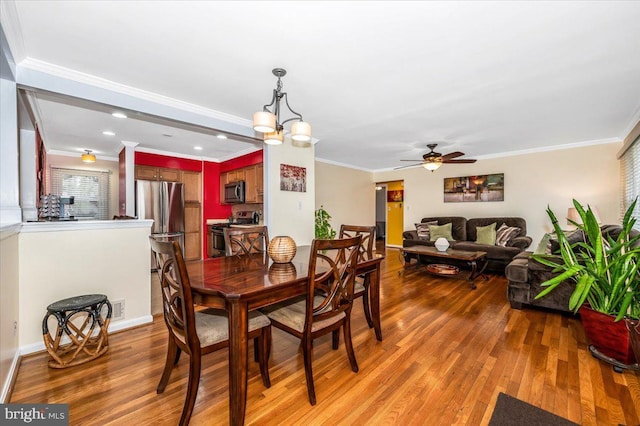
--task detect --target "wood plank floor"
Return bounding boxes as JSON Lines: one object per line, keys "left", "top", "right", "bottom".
{"left": 10, "top": 247, "right": 640, "bottom": 425}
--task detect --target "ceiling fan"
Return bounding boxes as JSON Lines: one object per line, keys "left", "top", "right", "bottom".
{"left": 395, "top": 144, "right": 477, "bottom": 172}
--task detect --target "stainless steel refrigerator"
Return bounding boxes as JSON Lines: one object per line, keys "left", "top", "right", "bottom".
{"left": 136, "top": 180, "right": 185, "bottom": 270}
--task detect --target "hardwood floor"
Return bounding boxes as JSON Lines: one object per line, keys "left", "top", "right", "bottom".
{"left": 10, "top": 247, "right": 640, "bottom": 425}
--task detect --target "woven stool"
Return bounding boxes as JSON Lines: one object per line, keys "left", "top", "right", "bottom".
{"left": 42, "top": 294, "right": 112, "bottom": 368}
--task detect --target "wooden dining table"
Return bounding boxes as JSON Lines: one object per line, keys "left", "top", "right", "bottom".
{"left": 186, "top": 245, "right": 384, "bottom": 425}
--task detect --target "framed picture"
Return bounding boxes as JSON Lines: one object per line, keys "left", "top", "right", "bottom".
{"left": 387, "top": 190, "right": 404, "bottom": 202}
{"left": 444, "top": 173, "right": 504, "bottom": 202}
{"left": 280, "top": 164, "right": 306, "bottom": 192}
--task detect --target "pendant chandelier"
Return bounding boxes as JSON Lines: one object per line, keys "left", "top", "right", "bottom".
{"left": 253, "top": 68, "right": 311, "bottom": 146}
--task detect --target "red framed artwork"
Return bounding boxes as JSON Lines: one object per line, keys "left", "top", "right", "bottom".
{"left": 387, "top": 190, "right": 403, "bottom": 202}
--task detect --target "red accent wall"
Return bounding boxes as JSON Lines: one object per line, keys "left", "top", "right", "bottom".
{"left": 135, "top": 152, "right": 202, "bottom": 171}
{"left": 220, "top": 150, "right": 263, "bottom": 172}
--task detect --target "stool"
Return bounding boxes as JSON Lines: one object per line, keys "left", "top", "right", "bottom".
{"left": 42, "top": 294, "right": 112, "bottom": 368}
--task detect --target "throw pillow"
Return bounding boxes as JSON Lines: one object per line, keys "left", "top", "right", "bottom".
{"left": 415, "top": 221, "right": 438, "bottom": 240}
{"left": 534, "top": 233, "right": 554, "bottom": 255}
{"left": 476, "top": 222, "right": 497, "bottom": 245}
{"left": 549, "top": 229, "right": 584, "bottom": 253}
{"left": 429, "top": 223, "right": 453, "bottom": 241}
{"left": 495, "top": 223, "right": 521, "bottom": 247}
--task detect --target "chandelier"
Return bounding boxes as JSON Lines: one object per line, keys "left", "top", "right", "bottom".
{"left": 253, "top": 68, "right": 311, "bottom": 145}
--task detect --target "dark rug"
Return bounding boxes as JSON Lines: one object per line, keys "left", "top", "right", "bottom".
{"left": 489, "top": 392, "right": 579, "bottom": 426}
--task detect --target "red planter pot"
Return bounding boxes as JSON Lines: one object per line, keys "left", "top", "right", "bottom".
{"left": 627, "top": 318, "right": 640, "bottom": 364}
{"left": 578, "top": 305, "right": 637, "bottom": 366}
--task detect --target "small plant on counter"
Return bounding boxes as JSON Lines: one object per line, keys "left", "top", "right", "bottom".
{"left": 315, "top": 206, "right": 336, "bottom": 239}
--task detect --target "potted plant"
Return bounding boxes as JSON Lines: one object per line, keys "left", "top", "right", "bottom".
{"left": 533, "top": 199, "right": 640, "bottom": 371}
{"left": 315, "top": 205, "right": 336, "bottom": 239}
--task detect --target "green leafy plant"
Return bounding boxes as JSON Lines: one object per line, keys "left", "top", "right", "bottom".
{"left": 315, "top": 205, "right": 336, "bottom": 239}
{"left": 533, "top": 199, "right": 640, "bottom": 320}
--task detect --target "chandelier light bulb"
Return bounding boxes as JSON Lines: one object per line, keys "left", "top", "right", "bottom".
{"left": 291, "top": 121, "right": 311, "bottom": 142}
{"left": 253, "top": 111, "right": 276, "bottom": 133}
{"left": 264, "top": 130, "right": 284, "bottom": 145}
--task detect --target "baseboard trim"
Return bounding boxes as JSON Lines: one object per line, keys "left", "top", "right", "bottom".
{"left": 19, "top": 315, "right": 154, "bottom": 356}
{"left": 1, "top": 350, "right": 21, "bottom": 403}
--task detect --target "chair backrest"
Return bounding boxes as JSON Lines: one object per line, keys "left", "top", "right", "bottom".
{"left": 223, "top": 226, "right": 270, "bottom": 257}
{"left": 149, "top": 237, "right": 199, "bottom": 353}
{"left": 305, "top": 236, "right": 361, "bottom": 331}
{"left": 339, "top": 225, "right": 376, "bottom": 262}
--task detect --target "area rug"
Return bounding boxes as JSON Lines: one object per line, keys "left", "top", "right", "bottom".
{"left": 489, "top": 392, "right": 579, "bottom": 426}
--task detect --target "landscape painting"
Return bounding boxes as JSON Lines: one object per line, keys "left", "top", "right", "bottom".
{"left": 444, "top": 173, "right": 504, "bottom": 203}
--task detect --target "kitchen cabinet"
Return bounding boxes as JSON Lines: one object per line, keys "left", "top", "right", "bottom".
{"left": 184, "top": 204, "right": 201, "bottom": 261}
{"left": 182, "top": 171, "right": 202, "bottom": 203}
{"left": 221, "top": 163, "right": 264, "bottom": 204}
{"left": 244, "top": 164, "right": 264, "bottom": 203}
{"left": 135, "top": 166, "right": 181, "bottom": 182}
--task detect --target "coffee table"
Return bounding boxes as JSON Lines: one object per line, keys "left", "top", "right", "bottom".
{"left": 400, "top": 245, "right": 488, "bottom": 289}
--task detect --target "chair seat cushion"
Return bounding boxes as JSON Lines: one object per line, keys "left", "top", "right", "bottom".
{"left": 264, "top": 296, "right": 345, "bottom": 333}
{"left": 354, "top": 278, "right": 365, "bottom": 294}
{"left": 195, "top": 308, "right": 270, "bottom": 347}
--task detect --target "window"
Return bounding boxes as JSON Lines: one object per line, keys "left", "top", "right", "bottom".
{"left": 620, "top": 133, "right": 640, "bottom": 229}
{"left": 49, "top": 167, "right": 110, "bottom": 220}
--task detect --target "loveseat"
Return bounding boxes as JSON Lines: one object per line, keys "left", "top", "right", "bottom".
{"left": 506, "top": 224, "right": 637, "bottom": 313}
{"left": 402, "top": 216, "right": 533, "bottom": 274}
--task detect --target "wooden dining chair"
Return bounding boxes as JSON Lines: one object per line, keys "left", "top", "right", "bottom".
{"left": 263, "top": 235, "right": 361, "bottom": 405}
{"left": 339, "top": 224, "right": 377, "bottom": 329}
{"left": 223, "top": 225, "right": 269, "bottom": 257}
{"left": 149, "top": 237, "right": 272, "bottom": 426}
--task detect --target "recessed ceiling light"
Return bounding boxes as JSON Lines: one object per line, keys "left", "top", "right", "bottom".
{"left": 217, "top": 134, "right": 227, "bottom": 139}
{"left": 102, "top": 131, "right": 115, "bottom": 136}
{"left": 112, "top": 112, "right": 127, "bottom": 119}
{"left": 194, "top": 146, "right": 203, "bottom": 151}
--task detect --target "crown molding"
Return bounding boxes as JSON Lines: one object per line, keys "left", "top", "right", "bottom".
{"left": 134, "top": 145, "right": 261, "bottom": 164}
{"left": 18, "top": 58, "right": 253, "bottom": 128}
{"left": 47, "top": 149, "right": 118, "bottom": 163}
{"left": 0, "top": 0, "right": 26, "bottom": 64}
{"left": 474, "top": 138, "right": 621, "bottom": 160}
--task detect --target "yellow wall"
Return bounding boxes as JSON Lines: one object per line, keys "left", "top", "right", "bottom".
{"left": 386, "top": 181, "right": 404, "bottom": 246}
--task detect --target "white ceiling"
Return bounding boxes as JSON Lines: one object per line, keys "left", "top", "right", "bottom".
{"left": 3, "top": 1, "right": 640, "bottom": 170}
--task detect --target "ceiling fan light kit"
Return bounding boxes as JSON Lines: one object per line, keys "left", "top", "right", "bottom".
{"left": 253, "top": 68, "right": 311, "bottom": 146}
{"left": 397, "top": 143, "right": 476, "bottom": 171}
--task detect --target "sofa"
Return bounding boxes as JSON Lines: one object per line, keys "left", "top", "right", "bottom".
{"left": 506, "top": 224, "right": 637, "bottom": 313}
{"left": 402, "top": 216, "right": 533, "bottom": 274}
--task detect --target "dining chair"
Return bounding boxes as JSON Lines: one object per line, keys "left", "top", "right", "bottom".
{"left": 263, "top": 235, "right": 362, "bottom": 405}
{"left": 339, "top": 224, "right": 377, "bottom": 329}
{"left": 223, "top": 225, "right": 269, "bottom": 257}
{"left": 149, "top": 237, "right": 271, "bottom": 426}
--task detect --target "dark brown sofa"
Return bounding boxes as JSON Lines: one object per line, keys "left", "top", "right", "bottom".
{"left": 506, "top": 225, "right": 637, "bottom": 313}
{"left": 402, "top": 216, "right": 532, "bottom": 274}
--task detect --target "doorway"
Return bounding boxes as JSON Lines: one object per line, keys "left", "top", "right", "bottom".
{"left": 375, "top": 180, "right": 404, "bottom": 248}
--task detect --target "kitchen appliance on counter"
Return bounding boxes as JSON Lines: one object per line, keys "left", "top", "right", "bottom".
{"left": 207, "top": 211, "right": 261, "bottom": 257}
{"left": 136, "top": 180, "right": 185, "bottom": 270}
{"left": 224, "top": 181, "right": 245, "bottom": 204}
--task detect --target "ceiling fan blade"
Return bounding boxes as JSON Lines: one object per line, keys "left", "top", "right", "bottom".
{"left": 441, "top": 151, "right": 465, "bottom": 160}
{"left": 394, "top": 163, "right": 423, "bottom": 170}
{"left": 442, "top": 159, "right": 477, "bottom": 164}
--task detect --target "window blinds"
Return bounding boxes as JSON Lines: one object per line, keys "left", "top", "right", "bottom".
{"left": 49, "top": 167, "right": 110, "bottom": 220}
{"left": 620, "top": 134, "right": 640, "bottom": 229}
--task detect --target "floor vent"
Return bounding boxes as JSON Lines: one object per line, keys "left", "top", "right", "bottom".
{"left": 110, "top": 299, "right": 125, "bottom": 321}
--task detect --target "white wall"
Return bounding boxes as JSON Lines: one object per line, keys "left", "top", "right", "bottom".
{"left": 373, "top": 142, "right": 621, "bottom": 247}
{"left": 315, "top": 161, "right": 376, "bottom": 231}
{"left": 0, "top": 229, "right": 19, "bottom": 402}
{"left": 18, "top": 221, "right": 153, "bottom": 351}
{"left": 265, "top": 141, "right": 315, "bottom": 246}
{"left": 46, "top": 154, "right": 120, "bottom": 219}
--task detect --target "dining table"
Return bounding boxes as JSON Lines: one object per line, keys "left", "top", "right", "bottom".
{"left": 186, "top": 245, "right": 384, "bottom": 425}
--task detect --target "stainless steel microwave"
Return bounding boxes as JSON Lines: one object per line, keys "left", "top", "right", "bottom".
{"left": 224, "top": 181, "right": 245, "bottom": 204}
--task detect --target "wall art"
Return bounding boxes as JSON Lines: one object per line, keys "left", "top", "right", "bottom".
{"left": 444, "top": 173, "right": 504, "bottom": 202}
{"left": 280, "top": 164, "right": 306, "bottom": 192}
